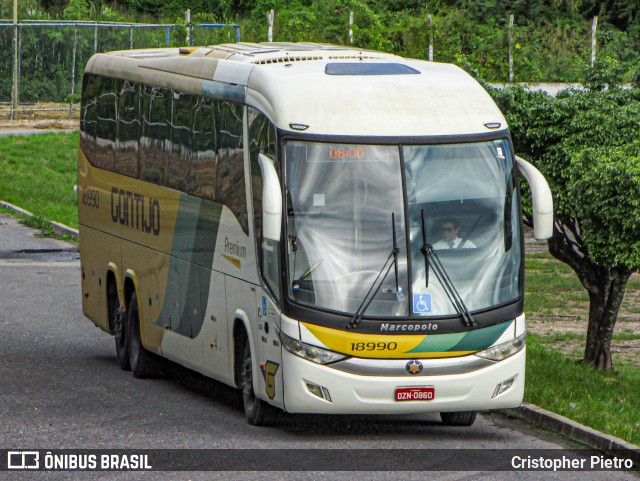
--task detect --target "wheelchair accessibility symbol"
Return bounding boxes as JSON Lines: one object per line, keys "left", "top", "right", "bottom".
{"left": 413, "top": 293, "right": 432, "bottom": 314}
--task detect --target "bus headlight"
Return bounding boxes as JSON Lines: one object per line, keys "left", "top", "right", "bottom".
{"left": 280, "top": 331, "right": 348, "bottom": 365}
{"left": 475, "top": 333, "right": 526, "bottom": 361}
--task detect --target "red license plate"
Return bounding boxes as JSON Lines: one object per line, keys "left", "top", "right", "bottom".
{"left": 395, "top": 386, "right": 435, "bottom": 402}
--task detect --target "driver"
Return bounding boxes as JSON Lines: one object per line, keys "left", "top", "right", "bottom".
{"left": 432, "top": 218, "right": 476, "bottom": 250}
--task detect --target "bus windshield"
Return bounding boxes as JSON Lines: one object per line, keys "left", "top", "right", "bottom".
{"left": 284, "top": 139, "right": 521, "bottom": 319}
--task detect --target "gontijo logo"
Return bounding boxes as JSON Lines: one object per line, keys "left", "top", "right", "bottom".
{"left": 110, "top": 187, "right": 160, "bottom": 236}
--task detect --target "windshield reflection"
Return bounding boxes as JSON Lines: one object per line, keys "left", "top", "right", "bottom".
{"left": 285, "top": 142, "right": 408, "bottom": 317}
{"left": 283, "top": 139, "right": 522, "bottom": 319}
{"left": 405, "top": 140, "right": 521, "bottom": 316}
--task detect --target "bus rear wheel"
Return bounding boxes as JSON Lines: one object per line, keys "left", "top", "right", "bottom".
{"left": 127, "top": 292, "right": 158, "bottom": 379}
{"left": 241, "top": 343, "right": 278, "bottom": 426}
{"left": 108, "top": 279, "right": 129, "bottom": 370}
{"left": 440, "top": 410, "right": 477, "bottom": 426}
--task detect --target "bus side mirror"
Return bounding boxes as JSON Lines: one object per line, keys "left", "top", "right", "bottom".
{"left": 258, "top": 153, "right": 282, "bottom": 242}
{"left": 516, "top": 156, "right": 553, "bottom": 240}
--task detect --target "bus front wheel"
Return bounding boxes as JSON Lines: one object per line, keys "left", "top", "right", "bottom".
{"left": 127, "top": 292, "right": 158, "bottom": 379}
{"left": 241, "top": 343, "right": 278, "bottom": 426}
{"left": 440, "top": 410, "right": 477, "bottom": 426}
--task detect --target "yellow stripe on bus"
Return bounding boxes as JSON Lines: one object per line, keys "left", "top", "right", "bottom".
{"left": 221, "top": 254, "right": 242, "bottom": 269}
{"left": 303, "top": 323, "right": 475, "bottom": 359}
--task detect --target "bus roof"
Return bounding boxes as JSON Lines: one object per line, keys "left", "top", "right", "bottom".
{"left": 86, "top": 42, "right": 507, "bottom": 138}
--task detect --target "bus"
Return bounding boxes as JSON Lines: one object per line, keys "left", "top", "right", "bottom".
{"left": 78, "top": 42, "right": 553, "bottom": 426}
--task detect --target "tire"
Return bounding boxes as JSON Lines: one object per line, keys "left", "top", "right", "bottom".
{"left": 440, "top": 410, "right": 477, "bottom": 426}
{"left": 127, "top": 292, "right": 158, "bottom": 379}
{"left": 241, "top": 342, "right": 278, "bottom": 426}
{"left": 114, "top": 309, "right": 130, "bottom": 371}
{"left": 108, "top": 280, "right": 129, "bottom": 371}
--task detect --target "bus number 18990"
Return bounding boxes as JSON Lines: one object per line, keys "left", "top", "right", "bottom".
{"left": 350, "top": 342, "right": 397, "bottom": 352}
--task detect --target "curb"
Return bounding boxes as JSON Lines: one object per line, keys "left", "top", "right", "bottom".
{"left": 500, "top": 403, "right": 640, "bottom": 463}
{"left": 0, "top": 200, "right": 78, "bottom": 240}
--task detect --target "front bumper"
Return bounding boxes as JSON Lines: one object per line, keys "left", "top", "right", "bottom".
{"left": 282, "top": 348, "right": 525, "bottom": 414}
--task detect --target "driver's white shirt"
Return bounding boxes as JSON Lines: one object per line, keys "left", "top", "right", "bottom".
{"left": 432, "top": 237, "right": 477, "bottom": 250}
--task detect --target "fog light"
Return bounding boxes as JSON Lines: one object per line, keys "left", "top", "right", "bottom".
{"left": 321, "top": 387, "right": 332, "bottom": 402}
{"left": 492, "top": 376, "right": 516, "bottom": 398}
{"left": 305, "top": 381, "right": 332, "bottom": 402}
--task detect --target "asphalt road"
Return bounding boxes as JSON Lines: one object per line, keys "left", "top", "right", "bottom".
{"left": 0, "top": 214, "right": 637, "bottom": 480}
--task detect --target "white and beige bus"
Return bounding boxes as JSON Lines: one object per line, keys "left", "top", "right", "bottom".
{"left": 78, "top": 42, "right": 553, "bottom": 426}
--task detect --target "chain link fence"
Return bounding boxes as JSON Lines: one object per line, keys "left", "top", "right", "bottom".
{"left": 0, "top": 21, "right": 240, "bottom": 118}
{"left": 0, "top": 25, "right": 12, "bottom": 103}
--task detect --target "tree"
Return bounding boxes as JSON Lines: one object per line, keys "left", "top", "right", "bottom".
{"left": 492, "top": 83, "right": 640, "bottom": 371}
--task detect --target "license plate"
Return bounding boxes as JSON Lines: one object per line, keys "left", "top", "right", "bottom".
{"left": 395, "top": 386, "right": 435, "bottom": 402}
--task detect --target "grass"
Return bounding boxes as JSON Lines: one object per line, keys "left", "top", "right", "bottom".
{"left": 524, "top": 251, "right": 640, "bottom": 324}
{"left": 0, "top": 132, "right": 79, "bottom": 228}
{"left": 533, "top": 331, "right": 640, "bottom": 343}
{"left": 525, "top": 335, "right": 640, "bottom": 446}
{"left": 524, "top": 253, "right": 589, "bottom": 315}
{"left": 523, "top": 251, "right": 640, "bottom": 446}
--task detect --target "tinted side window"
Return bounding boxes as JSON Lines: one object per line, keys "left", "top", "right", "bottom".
{"left": 80, "top": 73, "right": 99, "bottom": 161}
{"left": 140, "top": 85, "right": 170, "bottom": 184}
{"left": 94, "top": 76, "right": 118, "bottom": 170}
{"left": 190, "top": 96, "right": 217, "bottom": 200}
{"left": 216, "top": 102, "right": 248, "bottom": 234}
{"left": 166, "top": 92, "right": 195, "bottom": 192}
{"left": 115, "top": 80, "right": 141, "bottom": 178}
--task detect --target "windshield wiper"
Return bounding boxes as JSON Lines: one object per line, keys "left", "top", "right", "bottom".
{"left": 504, "top": 174, "right": 515, "bottom": 252}
{"left": 346, "top": 213, "right": 400, "bottom": 330}
{"left": 420, "top": 209, "right": 430, "bottom": 287}
{"left": 392, "top": 211, "right": 400, "bottom": 293}
{"left": 419, "top": 209, "right": 477, "bottom": 329}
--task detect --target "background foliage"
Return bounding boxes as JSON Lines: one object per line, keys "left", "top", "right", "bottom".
{"left": 488, "top": 74, "right": 640, "bottom": 370}
{"left": 491, "top": 81, "right": 640, "bottom": 269}
{"left": 1, "top": 0, "right": 639, "bottom": 83}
